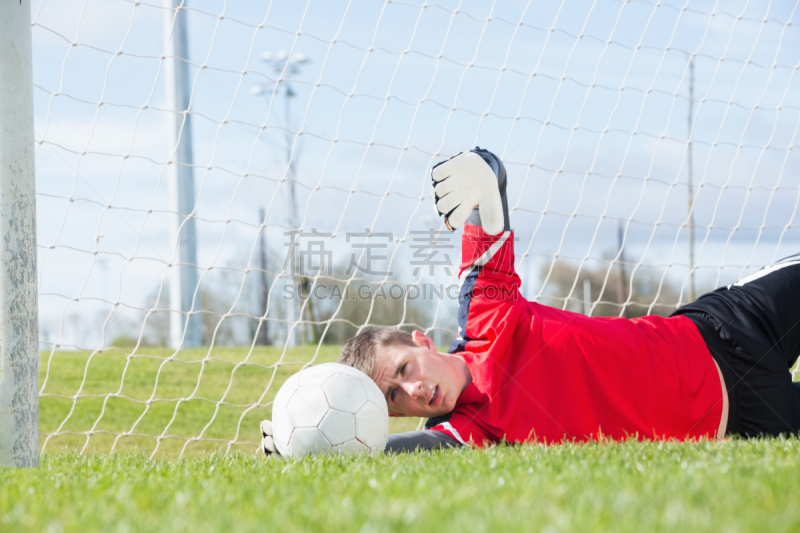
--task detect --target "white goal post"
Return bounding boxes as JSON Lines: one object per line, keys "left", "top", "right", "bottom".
{"left": 17, "top": 0, "right": 800, "bottom": 457}
{"left": 0, "top": 0, "right": 40, "bottom": 468}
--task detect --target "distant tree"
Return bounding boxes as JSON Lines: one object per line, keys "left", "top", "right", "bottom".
{"left": 311, "top": 265, "right": 434, "bottom": 345}
{"left": 537, "top": 256, "right": 683, "bottom": 318}
{"left": 129, "top": 256, "right": 451, "bottom": 347}
{"left": 136, "top": 264, "right": 264, "bottom": 348}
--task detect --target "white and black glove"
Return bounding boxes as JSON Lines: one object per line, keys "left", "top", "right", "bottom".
{"left": 385, "top": 430, "right": 462, "bottom": 453}
{"left": 260, "top": 419, "right": 280, "bottom": 457}
{"left": 431, "top": 147, "right": 509, "bottom": 236}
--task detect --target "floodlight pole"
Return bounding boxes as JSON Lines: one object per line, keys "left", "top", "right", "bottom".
{"left": 282, "top": 75, "right": 300, "bottom": 348}
{"left": 0, "top": 0, "right": 40, "bottom": 468}
{"left": 256, "top": 51, "right": 311, "bottom": 346}
{"left": 164, "top": 0, "right": 201, "bottom": 348}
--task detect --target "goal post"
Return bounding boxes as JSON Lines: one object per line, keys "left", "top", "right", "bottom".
{"left": 0, "top": 0, "right": 40, "bottom": 468}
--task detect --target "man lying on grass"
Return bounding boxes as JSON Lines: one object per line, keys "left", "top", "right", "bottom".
{"left": 262, "top": 147, "right": 800, "bottom": 454}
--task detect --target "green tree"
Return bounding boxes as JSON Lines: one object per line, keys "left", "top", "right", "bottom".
{"left": 538, "top": 257, "right": 683, "bottom": 318}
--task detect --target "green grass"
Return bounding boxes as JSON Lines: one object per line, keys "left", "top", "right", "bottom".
{"left": 22, "top": 346, "right": 800, "bottom": 531}
{"left": 3, "top": 440, "right": 800, "bottom": 532}
{"left": 38, "top": 346, "right": 422, "bottom": 458}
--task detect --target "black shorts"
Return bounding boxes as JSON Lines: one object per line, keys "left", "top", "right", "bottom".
{"left": 671, "top": 253, "right": 800, "bottom": 437}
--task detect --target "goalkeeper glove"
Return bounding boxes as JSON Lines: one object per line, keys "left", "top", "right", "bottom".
{"left": 260, "top": 419, "right": 280, "bottom": 457}
{"left": 431, "top": 149, "right": 506, "bottom": 236}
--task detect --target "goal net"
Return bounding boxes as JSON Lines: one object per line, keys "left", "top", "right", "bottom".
{"left": 31, "top": 0, "right": 799, "bottom": 457}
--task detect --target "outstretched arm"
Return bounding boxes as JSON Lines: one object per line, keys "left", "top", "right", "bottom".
{"left": 431, "top": 148, "right": 521, "bottom": 355}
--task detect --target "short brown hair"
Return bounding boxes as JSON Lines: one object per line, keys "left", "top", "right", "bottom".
{"left": 338, "top": 328, "right": 416, "bottom": 379}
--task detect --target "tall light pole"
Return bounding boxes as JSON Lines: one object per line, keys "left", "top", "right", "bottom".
{"left": 252, "top": 51, "right": 315, "bottom": 346}
{"left": 164, "top": 0, "right": 201, "bottom": 348}
{"left": 255, "top": 51, "right": 308, "bottom": 237}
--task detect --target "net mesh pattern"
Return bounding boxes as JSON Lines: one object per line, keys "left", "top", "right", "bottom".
{"left": 31, "top": 0, "right": 800, "bottom": 457}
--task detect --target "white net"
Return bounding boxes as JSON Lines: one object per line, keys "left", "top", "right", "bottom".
{"left": 32, "top": 0, "right": 800, "bottom": 457}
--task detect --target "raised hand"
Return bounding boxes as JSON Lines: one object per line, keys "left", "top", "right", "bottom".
{"left": 431, "top": 150, "right": 505, "bottom": 236}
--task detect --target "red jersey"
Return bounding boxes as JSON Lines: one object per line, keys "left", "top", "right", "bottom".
{"left": 426, "top": 223, "right": 723, "bottom": 447}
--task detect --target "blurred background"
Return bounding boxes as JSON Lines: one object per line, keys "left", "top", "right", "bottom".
{"left": 31, "top": 0, "right": 799, "bottom": 349}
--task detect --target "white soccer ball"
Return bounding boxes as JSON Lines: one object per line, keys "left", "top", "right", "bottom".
{"left": 271, "top": 363, "right": 389, "bottom": 457}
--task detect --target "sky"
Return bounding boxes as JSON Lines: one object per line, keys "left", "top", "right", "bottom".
{"left": 28, "top": 0, "right": 800, "bottom": 350}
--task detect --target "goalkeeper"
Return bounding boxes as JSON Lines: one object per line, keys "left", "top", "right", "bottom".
{"left": 263, "top": 147, "right": 800, "bottom": 454}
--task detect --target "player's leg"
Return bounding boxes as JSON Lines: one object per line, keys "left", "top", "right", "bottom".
{"left": 794, "top": 382, "right": 800, "bottom": 429}
{"left": 681, "top": 253, "right": 800, "bottom": 369}
{"left": 673, "top": 253, "right": 800, "bottom": 437}
{"left": 722, "top": 252, "right": 800, "bottom": 368}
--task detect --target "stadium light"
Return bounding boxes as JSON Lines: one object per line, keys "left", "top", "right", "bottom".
{"left": 252, "top": 51, "right": 312, "bottom": 348}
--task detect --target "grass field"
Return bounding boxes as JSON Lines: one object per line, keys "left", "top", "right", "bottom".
{"left": 2, "top": 440, "right": 800, "bottom": 532}
{"left": 7, "top": 346, "right": 798, "bottom": 531}
{"left": 38, "top": 346, "right": 422, "bottom": 457}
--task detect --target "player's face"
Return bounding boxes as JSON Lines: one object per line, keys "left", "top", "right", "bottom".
{"left": 373, "top": 331, "right": 471, "bottom": 418}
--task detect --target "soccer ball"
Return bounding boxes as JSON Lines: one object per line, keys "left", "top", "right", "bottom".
{"left": 271, "top": 363, "right": 389, "bottom": 456}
